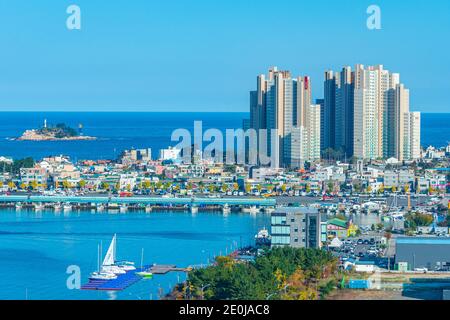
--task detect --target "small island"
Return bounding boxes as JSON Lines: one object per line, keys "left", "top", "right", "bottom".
{"left": 16, "top": 120, "right": 97, "bottom": 141}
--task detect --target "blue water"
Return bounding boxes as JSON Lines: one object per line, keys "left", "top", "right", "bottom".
{"left": 0, "top": 209, "right": 268, "bottom": 300}
{"left": 0, "top": 112, "right": 448, "bottom": 160}
{"left": 421, "top": 113, "right": 450, "bottom": 147}
{"left": 0, "top": 112, "right": 247, "bottom": 160}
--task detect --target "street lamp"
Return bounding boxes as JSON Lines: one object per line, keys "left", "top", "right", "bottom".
{"left": 266, "top": 284, "right": 290, "bottom": 300}
{"left": 201, "top": 284, "right": 212, "bottom": 300}
{"left": 266, "top": 292, "right": 277, "bottom": 300}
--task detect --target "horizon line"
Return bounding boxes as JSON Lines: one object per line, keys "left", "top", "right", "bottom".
{"left": 0, "top": 110, "right": 446, "bottom": 114}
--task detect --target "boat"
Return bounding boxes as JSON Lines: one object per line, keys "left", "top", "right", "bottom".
{"left": 136, "top": 248, "right": 153, "bottom": 279}
{"left": 108, "top": 203, "right": 120, "bottom": 211}
{"left": 263, "top": 207, "right": 275, "bottom": 214}
{"left": 15, "top": 203, "right": 23, "bottom": 210}
{"left": 53, "top": 203, "right": 62, "bottom": 211}
{"left": 99, "top": 234, "right": 138, "bottom": 274}
{"left": 389, "top": 211, "right": 406, "bottom": 220}
{"left": 119, "top": 204, "right": 128, "bottom": 213}
{"left": 222, "top": 204, "right": 231, "bottom": 214}
{"left": 191, "top": 206, "right": 198, "bottom": 214}
{"left": 100, "top": 234, "right": 125, "bottom": 274}
{"left": 63, "top": 203, "right": 72, "bottom": 212}
{"left": 255, "top": 227, "right": 271, "bottom": 247}
{"left": 116, "top": 260, "right": 136, "bottom": 271}
{"left": 242, "top": 206, "right": 259, "bottom": 214}
{"left": 34, "top": 203, "right": 44, "bottom": 211}
{"left": 89, "top": 271, "right": 117, "bottom": 280}
{"left": 90, "top": 244, "right": 117, "bottom": 280}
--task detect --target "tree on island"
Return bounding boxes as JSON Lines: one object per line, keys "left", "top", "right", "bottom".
{"left": 38, "top": 123, "right": 79, "bottom": 138}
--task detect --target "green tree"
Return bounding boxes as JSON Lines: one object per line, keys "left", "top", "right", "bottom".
{"left": 78, "top": 180, "right": 87, "bottom": 189}
{"left": 30, "top": 180, "right": 38, "bottom": 190}
{"left": 182, "top": 247, "right": 338, "bottom": 301}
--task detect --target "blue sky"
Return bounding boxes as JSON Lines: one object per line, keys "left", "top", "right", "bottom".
{"left": 0, "top": 0, "right": 449, "bottom": 112}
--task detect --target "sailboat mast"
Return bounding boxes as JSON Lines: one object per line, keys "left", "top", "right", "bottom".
{"left": 97, "top": 244, "right": 100, "bottom": 273}
{"left": 100, "top": 240, "right": 103, "bottom": 269}
{"left": 114, "top": 234, "right": 117, "bottom": 263}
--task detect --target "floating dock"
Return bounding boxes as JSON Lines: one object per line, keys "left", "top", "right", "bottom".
{"left": 81, "top": 266, "right": 151, "bottom": 291}
{"left": 81, "top": 264, "right": 191, "bottom": 291}
{"left": 149, "top": 264, "right": 192, "bottom": 274}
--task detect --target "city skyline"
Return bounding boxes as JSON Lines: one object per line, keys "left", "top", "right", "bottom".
{"left": 248, "top": 65, "right": 421, "bottom": 164}
{"left": 0, "top": 1, "right": 449, "bottom": 112}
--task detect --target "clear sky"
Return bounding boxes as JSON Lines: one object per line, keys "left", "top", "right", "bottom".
{"left": 0, "top": 0, "right": 449, "bottom": 112}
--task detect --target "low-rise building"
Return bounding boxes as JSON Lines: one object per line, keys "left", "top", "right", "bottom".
{"left": 20, "top": 167, "right": 48, "bottom": 186}
{"left": 270, "top": 207, "right": 321, "bottom": 249}
{"left": 0, "top": 156, "right": 13, "bottom": 165}
{"left": 159, "top": 147, "right": 181, "bottom": 161}
{"left": 327, "top": 218, "right": 350, "bottom": 239}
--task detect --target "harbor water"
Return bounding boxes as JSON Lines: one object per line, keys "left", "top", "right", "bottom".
{"left": 0, "top": 209, "right": 269, "bottom": 300}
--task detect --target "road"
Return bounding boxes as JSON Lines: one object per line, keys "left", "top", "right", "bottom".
{"left": 275, "top": 194, "right": 440, "bottom": 207}
{"left": 3, "top": 191, "right": 447, "bottom": 208}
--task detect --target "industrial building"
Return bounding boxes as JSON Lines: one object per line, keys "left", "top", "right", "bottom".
{"left": 395, "top": 237, "right": 450, "bottom": 271}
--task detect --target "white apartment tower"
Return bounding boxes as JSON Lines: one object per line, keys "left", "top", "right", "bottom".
{"left": 305, "top": 104, "right": 321, "bottom": 162}
{"left": 353, "top": 65, "right": 420, "bottom": 161}
{"left": 405, "top": 112, "right": 421, "bottom": 160}
{"left": 354, "top": 65, "right": 382, "bottom": 160}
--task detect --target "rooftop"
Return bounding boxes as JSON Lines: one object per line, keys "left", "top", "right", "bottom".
{"left": 327, "top": 218, "right": 348, "bottom": 229}
{"left": 272, "top": 207, "right": 319, "bottom": 215}
{"left": 397, "top": 237, "right": 450, "bottom": 245}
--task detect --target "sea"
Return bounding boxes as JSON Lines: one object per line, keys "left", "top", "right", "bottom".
{"left": 0, "top": 112, "right": 448, "bottom": 300}
{"left": 0, "top": 209, "right": 268, "bottom": 300}
{"left": 0, "top": 112, "right": 448, "bottom": 160}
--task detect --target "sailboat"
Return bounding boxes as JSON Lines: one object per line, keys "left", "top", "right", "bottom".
{"left": 136, "top": 248, "right": 153, "bottom": 279}
{"left": 100, "top": 234, "right": 127, "bottom": 274}
{"left": 89, "top": 244, "right": 118, "bottom": 280}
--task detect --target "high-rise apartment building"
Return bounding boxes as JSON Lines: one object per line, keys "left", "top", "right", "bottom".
{"left": 405, "top": 112, "right": 421, "bottom": 160}
{"left": 323, "top": 65, "right": 420, "bottom": 161}
{"left": 305, "top": 104, "right": 321, "bottom": 162}
{"left": 336, "top": 67, "right": 355, "bottom": 156}
{"left": 250, "top": 67, "right": 321, "bottom": 168}
{"left": 352, "top": 65, "right": 420, "bottom": 161}
{"left": 249, "top": 64, "right": 420, "bottom": 165}
{"left": 353, "top": 64, "right": 383, "bottom": 160}
{"left": 322, "top": 67, "right": 355, "bottom": 157}
{"left": 323, "top": 71, "right": 336, "bottom": 150}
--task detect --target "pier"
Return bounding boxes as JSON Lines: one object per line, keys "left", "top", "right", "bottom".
{"left": 81, "top": 264, "right": 191, "bottom": 291}
{"left": 148, "top": 264, "right": 192, "bottom": 274}
{"left": 0, "top": 195, "right": 276, "bottom": 213}
{"left": 81, "top": 266, "right": 151, "bottom": 291}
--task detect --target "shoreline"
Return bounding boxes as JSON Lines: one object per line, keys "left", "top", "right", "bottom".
{"left": 14, "top": 136, "right": 97, "bottom": 141}
{"left": 14, "top": 128, "right": 97, "bottom": 141}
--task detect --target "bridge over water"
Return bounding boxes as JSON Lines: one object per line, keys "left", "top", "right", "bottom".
{"left": 0, "top": 195, "right": 276, "bottom": 207}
